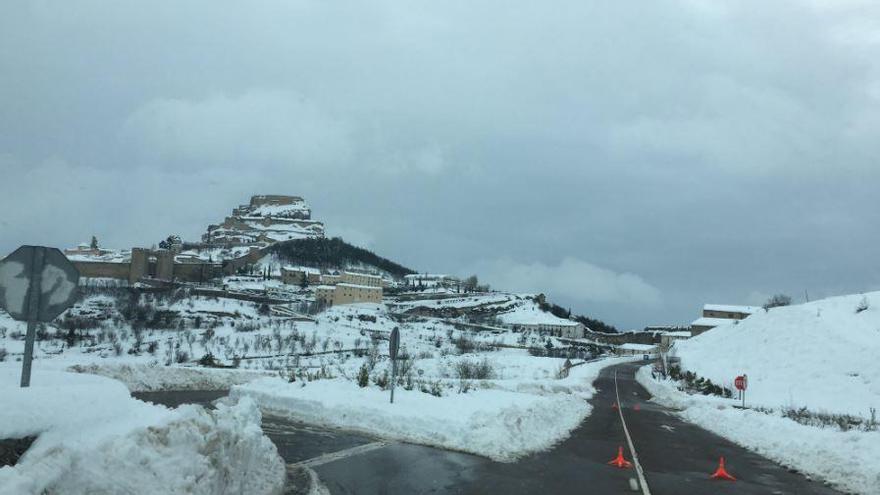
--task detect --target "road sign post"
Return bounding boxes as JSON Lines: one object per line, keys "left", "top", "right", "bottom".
{"left": 734, "top": 374, "right": 748, "bottom": 408}
{"left": 389, "top": 327, "right": 400, "bottom": 404}
{"left": 0, "top": 246, "right": 80, "bottom": 387}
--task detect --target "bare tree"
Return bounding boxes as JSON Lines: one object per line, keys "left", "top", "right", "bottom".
{"left": 463, "top": 275, "right": 479, "bottom": 292}
{"left": 763, "top": 294, "right": 792, "bottom": 310}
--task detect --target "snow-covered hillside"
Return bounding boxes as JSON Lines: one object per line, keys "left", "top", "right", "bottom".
{"left": 674, "top": 291, "right": 880, "bottom": 414}
{"left": 638, "top": 291, "right": 880, "bottom": 494}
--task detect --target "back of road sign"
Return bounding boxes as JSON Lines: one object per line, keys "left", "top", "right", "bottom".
{"left": 0, "top": 246, "right": 80, "bottom": 322}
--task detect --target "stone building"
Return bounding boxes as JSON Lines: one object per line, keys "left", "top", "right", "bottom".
{"left": 690, "top": 304, "right": 761, "bottom": 335}
{"left": 281, "top": 266, "right": 321, "bottom": 286}
{"left": 333, "top": 283, "right": 383, "bottom": 305}
{"left": 340, "top": 271, "right": 383, "bottom": 288}
{"left": 314, "top": 285, "right": 336, "bottom": 306}
{"left": 314, "top": 283, "right": 383, "bottom": 306}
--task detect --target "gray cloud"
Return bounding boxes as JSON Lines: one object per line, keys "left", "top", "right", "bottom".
{"left": 473, "top": 257, "right": 663, "bottom": 308}
{"left": 121, "top": 90, "right": 353, "bottom": 170}
{"left": 2, "top": 0, "right": 880, "bottom": 328}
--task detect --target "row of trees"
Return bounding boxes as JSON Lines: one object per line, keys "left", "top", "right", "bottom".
{"left": 538, "top": 299, "right": 619, "bottom": 334}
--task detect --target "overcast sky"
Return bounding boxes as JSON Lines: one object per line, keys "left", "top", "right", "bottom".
{"left": 2, "top": 1, "right": 879, "bottom": 329}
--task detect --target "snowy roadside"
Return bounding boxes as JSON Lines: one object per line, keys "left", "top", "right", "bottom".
{"left": 636, "top": 366, "right": 880, "bottom": 494}
{"left": 231, "top": 356, "right": 634, "bottom": 462}
{"left": 0, "top": 369, "right": 286, "bottom": 495}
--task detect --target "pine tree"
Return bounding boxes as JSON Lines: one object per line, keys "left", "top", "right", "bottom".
{"left": 357, "top": 364, "right": 370, "bottom": 387}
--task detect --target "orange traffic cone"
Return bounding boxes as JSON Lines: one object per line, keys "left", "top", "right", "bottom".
{"left": 612, "top": 401, "right": 619, "bottom": 410}
{"left": 633, "top": 403, "right": 641, "bottom": 411}
{"left": 709, "top": 457, "right": 737, "bottom": 481}
{"left": 607, "top": 446, "right": 633, "bottom": 469}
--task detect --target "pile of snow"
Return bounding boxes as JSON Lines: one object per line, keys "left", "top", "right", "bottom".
{"left": 231, "top": 357, "right": 631, "bottom": 462}
{"left": 67, "top": 363, "right": 270, "bottom": 392}
{"left": 638, "top": 367, "right": 880, "bottom": 494}
{"left": 497, "top": 302, "right": 580, "bottom": 327}
{"left": 0, "top": 370, "right": 285, "bottom": 495}
{"left": 675, "top": 292, "right": 880, "bottom": 415}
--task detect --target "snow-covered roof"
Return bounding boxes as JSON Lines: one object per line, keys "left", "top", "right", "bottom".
{"left": 690, "top": 317, "right": 736, "bottom": 327}
{"left": 662, "top": 331, "right": 692, "bottom": 338}
{"left": 618, "top": 343, "right": 657, "bottom": 351}
{"left": 704, "top": 304, "right": 761, "bottom": 314}
{"left": 249, "top": 202, "right": 309, "bottom": 217}
{"left": 65, "top": 249, "right": 131, "bottom": 263}
{"left": 282, "top": 265, "right": 321, "bottom": 274}
{"left": 498, "top": 305, "right": 582, "bottom": 326}
{"left": 343, "top": 271, "right": 382, "bottom": 279}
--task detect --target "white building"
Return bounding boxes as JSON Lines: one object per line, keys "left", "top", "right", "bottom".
{"left": 497, "top": 307, "right": 586, "bottom": 339}
{"left": 404, "top": 274, "right": 460, "bottom": 289}
{"left": 616, "top": 343, "right": 659, "bottom": 358}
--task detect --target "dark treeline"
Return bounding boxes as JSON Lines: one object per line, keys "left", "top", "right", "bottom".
{"left": 269, "top": 237, "right": 416, "bottom": 278}
{"left": 538, "top": 300, "right": 619, "bottom": 334}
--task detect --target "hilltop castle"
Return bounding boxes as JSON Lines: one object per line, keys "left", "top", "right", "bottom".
{"left": 67, "top": 194, "right": 324, "bottom": 284}
{"left": 203, "top": 195, "right": 325, "bottom": 244}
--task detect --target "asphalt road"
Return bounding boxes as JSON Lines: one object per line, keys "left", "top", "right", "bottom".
{"left": 134, "top": 362, "right": 845, "bottom": 495}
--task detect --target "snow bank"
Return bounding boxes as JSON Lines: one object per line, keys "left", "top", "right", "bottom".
{"left": 675, "top": 292, "right": 880, "bottom": 415}
{"left": 232, "top": 378, "right": 586, "bottom": 461}
{"left": 637, "top": 366, "right": 880, "bottom": 494}
{"left": 67, "top": 362, "right": 270, "bottom": 392}
{"left": 0, "top": 370, "right": 285, "bottom": 495}
{"left": 231, "top": 357, "right": 626, "bottom": 461}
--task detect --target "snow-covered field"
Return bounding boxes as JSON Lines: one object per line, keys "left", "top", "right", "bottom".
{"left": 642, "top": 291, "right": 880, "bottom": 494}
{"left": 0, "top": 369, "right": 285, "bottom": 495}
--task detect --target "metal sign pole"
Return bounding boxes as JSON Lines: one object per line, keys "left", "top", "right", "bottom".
{"left": 20, "top": 247, "right": 45, "bottom": 388}
{"left": 388, "top": 327, "right": 400, "bottom": 404}
{"left": 390, "top": 358, "right": 397, "bottom": 404}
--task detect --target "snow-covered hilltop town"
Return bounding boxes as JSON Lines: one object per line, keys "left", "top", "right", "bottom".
{"left": 1, "top": 195, "right": 878, "bottom": 494}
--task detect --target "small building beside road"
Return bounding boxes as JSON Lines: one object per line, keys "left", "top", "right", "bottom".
{"left": 615, "top": 343, "right": 659, "bottom": 358}
{"left": 660, "top": 330, "right": 692, "bottom": 350}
